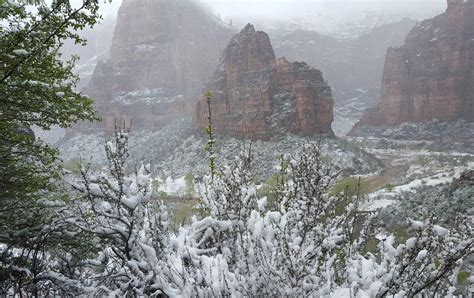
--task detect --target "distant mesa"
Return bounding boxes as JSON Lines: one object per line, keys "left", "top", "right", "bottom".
{"left": 77, "top": 0, "right": 234, "bottom": 133}
{"left": 352, "top": 0, "right": 474, "bottom": 132}
{"left": 193, "top": 24, "right": 335, "bottom": 140}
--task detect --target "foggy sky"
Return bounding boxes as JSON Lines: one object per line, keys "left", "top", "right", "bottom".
{"left": 98, "top": 0, "right": 447, "bottom": 19}
{"left": 94, "top": 0, "right": 447, "bottom": 39}
{"left": 203, "top": 0, "right": 446, "bottom": 23}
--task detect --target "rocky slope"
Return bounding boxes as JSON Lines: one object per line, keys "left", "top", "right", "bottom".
{"left": 59, "top": 118, "right": 381, "bottom": 180}
{"left": 193, "top": 24, "right": 334, "bottom": 140}
{"left": 272, "top": 18, "right": 417, "bottom": 135}
{"left": 349, "top": 120, "right": 474, "bottom": 153}
{"left": 353, "top": 0, "right": 474, "bottom": 130}
{"left": 80, "top": 0, "right": 234, "bottom": 132}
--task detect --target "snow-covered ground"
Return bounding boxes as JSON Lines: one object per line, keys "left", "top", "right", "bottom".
{"left": 155, "top": 176, "right": 193, "bottom": 197}
{"left": 356, "top": 137, "right": 474, "bottom": 212}
{"left": 361, "top": 170, "right": 465, "bottom": 211}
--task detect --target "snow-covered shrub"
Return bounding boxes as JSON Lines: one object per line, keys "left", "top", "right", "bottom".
{"left": 176, "top": 143, "right": 375, "bottom": 295}
{"left": 63, "top": 129, "right": 171, "bottom": 295}
{"left": 49, "top": 132, "right": 471, "bottom": 296}
{"left": 175, "top": 147, "right": 259, "bottom": 294}
{"left": 348, "top": 217, "right": 473, "bottom": 296}
{"left": 249, "top": 143, "right": 366, "bottom": 295}
{"left": 178, "top": 142, "right": 472, "bottom": 296}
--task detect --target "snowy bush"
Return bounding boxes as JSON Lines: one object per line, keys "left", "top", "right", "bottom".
{"left": 62, "top": 129, "right": 172, "bottom": 295}
{"left": 347, "top": 217, "right": 472, "bottom": 296}
{"left": 26, "top": 131, "right": 471, "bottom": 296}
{"left": 170, "top": 142, "right": 472, "bottom": 296}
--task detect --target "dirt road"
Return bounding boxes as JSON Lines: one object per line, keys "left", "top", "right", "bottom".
{"left": 364, "top": 154, "right": 408, "bottom": 193}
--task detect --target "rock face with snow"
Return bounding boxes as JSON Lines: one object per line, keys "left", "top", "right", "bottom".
{"left": 353, "top": 0, "right": 474, "bottom": 129}
{"left": 193, "top": 24, "right": 334, "bottom": 140}
{"left": 81, "top": 0, "right": 234, "bottom": 132}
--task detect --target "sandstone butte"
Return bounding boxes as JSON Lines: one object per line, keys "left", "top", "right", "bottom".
{"left": 353, "top": 0, "right": 474, "bottom": 130}
{"left": 193, "top": 24, "right": 335, "bottom": 140}
{"left": 76, "top": 0, "right": 233, "bottom": 132}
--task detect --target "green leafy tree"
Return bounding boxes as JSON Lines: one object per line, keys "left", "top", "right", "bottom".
{"left": 0, "top": 0, "right": 102, "bottom": 293}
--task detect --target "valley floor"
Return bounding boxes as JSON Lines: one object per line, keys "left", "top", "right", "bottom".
{"left": 347, "top": 137, "right": 474, "bottom": 212}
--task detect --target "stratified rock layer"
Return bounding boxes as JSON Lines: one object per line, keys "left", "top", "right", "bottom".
{"left": 354, "top": 0, "right": 474, "bottom": 129}
{"left": 193, "top": 24, "right": 334, "bottom": 140}
{"left": 81, "top": 0, "right": 234, "bottom": 132}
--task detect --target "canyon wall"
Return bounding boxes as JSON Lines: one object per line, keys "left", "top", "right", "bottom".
{"left": 79, "top": 0, "right": 234, "bottom": 132}
{"left": 354, "top": 0, "right": 474, "bottom": 129}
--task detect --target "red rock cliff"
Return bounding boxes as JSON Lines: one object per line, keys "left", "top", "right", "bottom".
{"left": 81, "top": 0, "right": 234, "bottom": 132}
{"left": 193, "top": 24, "right": 334, "bottom": 140}
{"left": 354, "top": 0, "right": 474, "bottom": 129}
